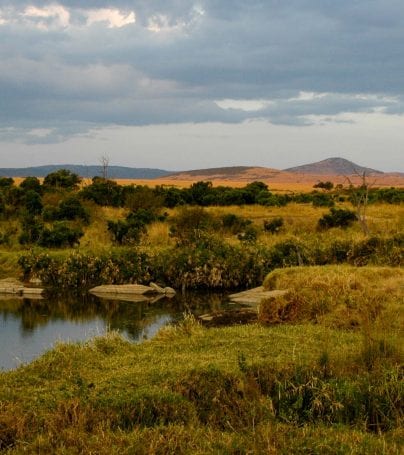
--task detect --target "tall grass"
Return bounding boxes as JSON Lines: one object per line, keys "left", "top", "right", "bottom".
{"left": 0, "top": 321, "right": 402, "bottom": 453}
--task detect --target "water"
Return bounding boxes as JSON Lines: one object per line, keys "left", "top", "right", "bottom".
{"left": 0, "top": 291, "right": 234, "bottom": 371}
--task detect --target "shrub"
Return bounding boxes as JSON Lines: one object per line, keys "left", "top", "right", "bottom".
{"left": 221, "top": 213, "right": 252, "bottom": 234}
{"left": 263, "top": 217, "right": 284, "bottom": 234}
{"left": 313, "top": 181, "right": 334, "bottom": 191}
{"left": 38, "top": 222, "right": 83, "bottom": 248}
{"left": 80, "top": 177, "right": 123, "bottom": 206}
{"left": 318, "top": 207, "right": 357, "bottom": 229}
{"left": 19, "top": 177, "right": 42, "bottom": 194}
{"left": 312, "top": 192, "right": 335, "bottom": 207}
{"left": 18, "top": 215, "right": 44, "bottom": 244}
{"left": 237, "top": 225, "right": 258, "bottom": 243}
{"left": 169, "top": 207, "right": 217, "bottom": 245}
{"left": 43, "top": 169, "right": 81, "bottom": 190}
{"left": 108, "top": 209, "right": 159, "bottom": 245}
{"left": 124, "top": 186, "right": 164, "bottom": 212}
{"left": 58, "top": 196, "right": 89, "bottom": 223}
{"left": 22, "top": 190, "right": 43, "bottom": 216}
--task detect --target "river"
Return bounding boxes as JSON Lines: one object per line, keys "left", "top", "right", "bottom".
{"left": 0, "top": 291, "right": 235, "bottom": 371}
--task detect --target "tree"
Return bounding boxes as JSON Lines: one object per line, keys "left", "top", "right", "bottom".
{"left": 20, "top": 177, "right": 42, "bottom": 194}
{"left": 313, "top": 181, "right": 334, "bottom": 191}
{"left": 346, "top": 172, "right": 376, "bottom": 235}
{"left": 99, "top": 155, "right": 110, "bottom": 180}
{"left": 43, "top": 169, "right": 81, "bottom": 190}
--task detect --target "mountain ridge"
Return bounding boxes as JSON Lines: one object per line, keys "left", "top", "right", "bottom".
{"left": 0, "top": 164, "right": 172, "bottom": 179}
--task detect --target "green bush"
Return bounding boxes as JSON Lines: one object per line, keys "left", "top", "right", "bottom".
{"left": 263, "top": 217, "right": 284, "bottom": 234}
{"left": 318, "top": 207, "right": 357, "bottom": 229}
{"left": 221, "top": 213, "right": 252, "bottom": 234}
{"left": 37, "top": 222, "right": 83, "bottom": 248}
{"left": 312, "top": 192, "right": 335, "bottom": 207}
{"left": 169, "top": 207, "right": 218, "bottom": 245}
{"left": 43, "top": 169, "right": 81, "bottom": 190}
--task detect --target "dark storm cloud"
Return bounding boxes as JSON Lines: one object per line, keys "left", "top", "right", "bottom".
{"left": 0, "top": 0, "right": 403, "bottom": 142}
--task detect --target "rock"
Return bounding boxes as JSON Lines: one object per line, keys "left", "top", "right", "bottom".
{"left": 163, "top": 287, "right": 176, "bottom": 295}
{"left": 0, "top": 278, "right": 44, "bottom": 296}
{"left": 89, "top": 283, "right": 176, "bottom": 300}
{"left": 149, "top": 282, "right": 165, "bottom": 294}
{"left": 229, "top": 287, "right": 289, "bottom": 306}
{"left": 198, "top": 309, "right": 258, "bottom": 327}
{"left": 22, "top": 288, "right": 44, "bottom": 296}
{"left": 89, "top": 284, "right": 155, "bottom": 296}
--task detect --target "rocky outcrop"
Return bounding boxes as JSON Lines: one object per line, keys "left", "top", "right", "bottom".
{"left": 0, "top": 278, "right": 44, "bottom": 297}
{"left": 89, "top": 282, "right": 176, "bottom": 300}
{"left": 228, "top": 286, "right": 289, "bottom": 306}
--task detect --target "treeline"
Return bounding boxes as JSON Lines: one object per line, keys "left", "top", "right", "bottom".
{"left": 0, "top": 169, "right": 403, "bottom": 249}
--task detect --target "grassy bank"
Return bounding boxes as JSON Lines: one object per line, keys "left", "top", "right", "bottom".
{"left": 1, "top": 265, "right": 403, "bottom": 453}
{"left": 0, "top": 320, "right": 402, "bottom": 453}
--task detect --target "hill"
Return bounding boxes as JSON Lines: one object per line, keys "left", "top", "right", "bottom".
{"left": 0, "top": 165, "right": 171, "bottom": 179}
{"left": 165, "top": 166, "right": 285, "bottom": 181}
{"left": 284, "top": 157, "right": 383, "bottom": 175}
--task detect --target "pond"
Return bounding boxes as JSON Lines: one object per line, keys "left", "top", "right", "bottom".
{"left": 0, "top": 291, "right": 236, "bottom": 371}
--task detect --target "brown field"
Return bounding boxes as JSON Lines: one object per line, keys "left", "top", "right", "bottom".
{"left": 114, "top": 171, "right": 404, "bottom": 191}
{"left": 11, "top": 170, "right": 404, "bottom": 192}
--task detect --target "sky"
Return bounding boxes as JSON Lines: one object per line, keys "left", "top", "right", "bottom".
{"left": 0, "top": 0, "right": 403, "bottom": 171}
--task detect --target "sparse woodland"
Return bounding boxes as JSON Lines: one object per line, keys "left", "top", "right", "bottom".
{"left": 0, "top": 170, "right": 403, "bottom": 453}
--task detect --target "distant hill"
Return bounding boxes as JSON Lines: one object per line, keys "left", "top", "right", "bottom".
{"left": 0, "top": 165, "right": 172, "bottom": 179}
{"left": 284, "top": 157, "right": 384, "bottom": 175}
{"left": 167, "top": 166, "right": 254, "bottom": 178}
{"left": 165, "top": 166, "right": 284, "bottom": 181}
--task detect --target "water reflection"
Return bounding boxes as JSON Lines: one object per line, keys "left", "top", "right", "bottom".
{"left": 0, "top": 291, "right": 232, "bottom": 371}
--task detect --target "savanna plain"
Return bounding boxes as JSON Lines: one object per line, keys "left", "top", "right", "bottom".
{"left": 0, "top": 172, "right": 403, "bottom": 454}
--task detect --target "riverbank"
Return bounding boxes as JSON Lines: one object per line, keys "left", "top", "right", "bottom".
{"left": 0, "top": 320, "right": 402, "bottom": 453}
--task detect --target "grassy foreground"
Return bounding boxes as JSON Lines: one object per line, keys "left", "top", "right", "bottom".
{"left": 0, "top": 315, "right": 403, "bottom": 454}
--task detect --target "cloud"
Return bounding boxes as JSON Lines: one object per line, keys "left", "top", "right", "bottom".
{"left": 23, "top": 4, "right": 70, "bottom": 29}
{"left": 84, "top": 8, "right": 135, "bottom": 29}
{"left": 0, "top": 0, "right": 404, "bottom": 143}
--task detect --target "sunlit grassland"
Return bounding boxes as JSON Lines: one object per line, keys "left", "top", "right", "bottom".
{"left": 0, "top": 318, "right": 402, "bottom": 453}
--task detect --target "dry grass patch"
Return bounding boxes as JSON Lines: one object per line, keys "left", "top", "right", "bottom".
{"left": 260, "top": 266, "right": 404, "bottom": 329}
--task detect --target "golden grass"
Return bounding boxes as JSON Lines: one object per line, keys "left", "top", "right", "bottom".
{"left": 261, "top": 266, "right": 404, "bottom": 330}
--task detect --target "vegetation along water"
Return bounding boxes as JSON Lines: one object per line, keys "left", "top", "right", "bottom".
{"left": 0, "top": 170, "right": 403, "bottom": 453}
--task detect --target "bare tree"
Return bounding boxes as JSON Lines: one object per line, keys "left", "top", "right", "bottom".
{"left": 99, "top": 155, "right": 110, "bottom": 180}
{"left": 345, "top": 171, "right": 376, "bottom": 236}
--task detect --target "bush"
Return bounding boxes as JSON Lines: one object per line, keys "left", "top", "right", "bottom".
{"left": 19, "top": 215, "right": 44, "bottom": 244}
{"left": 237, "top": 225, "right": 258, "bottom": 243}
{"left": 221, "top": 213, "right": 252, "bottom": 234}
{"left": 22, "top": 190, "right": 43, "bottom": 216}
{"left": 263, "top": 217, "right": 284, "bottom": 234}
{"left": 38, "top": 222, "right": 83, "bottom": 248}
{"left": 169, "top": 207, "right": 217, "bottom": 245}
{"left": 80, "top": 177, "right": 123, "bottom": 206}
{"left": 108, "top": 209, "right": 159, "bottom": 245}
{"left": 20, "top": 177, "right": 42, "bottom": 194}
{"left": 124, "top": 186, "right": 164, "bottom": 212}
{"left": 318, "top": 207, "right": 357, "bottom": 229}
{"left": 312, "top": 192, "right": 335, "bottom": 207}
{"left": 43, "top": 169, "right": 81, "bottom": 190}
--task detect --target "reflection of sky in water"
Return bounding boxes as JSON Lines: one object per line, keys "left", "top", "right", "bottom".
{"left": 0, "top": 292, "right": 230, "bottom": 372}
{"left": 1, "top": 315, "right": 106, "bottom": 370}
{"left": 0, "top": 298, "right": 175, "bottom": 371}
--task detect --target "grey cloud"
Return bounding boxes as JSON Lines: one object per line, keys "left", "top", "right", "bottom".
{"left": 1, "top": 0, "right": 404, "bottom": 142}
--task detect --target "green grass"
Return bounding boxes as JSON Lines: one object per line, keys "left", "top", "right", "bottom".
{"left": 0, "top": 320, "right": 402, "bottom": 453}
